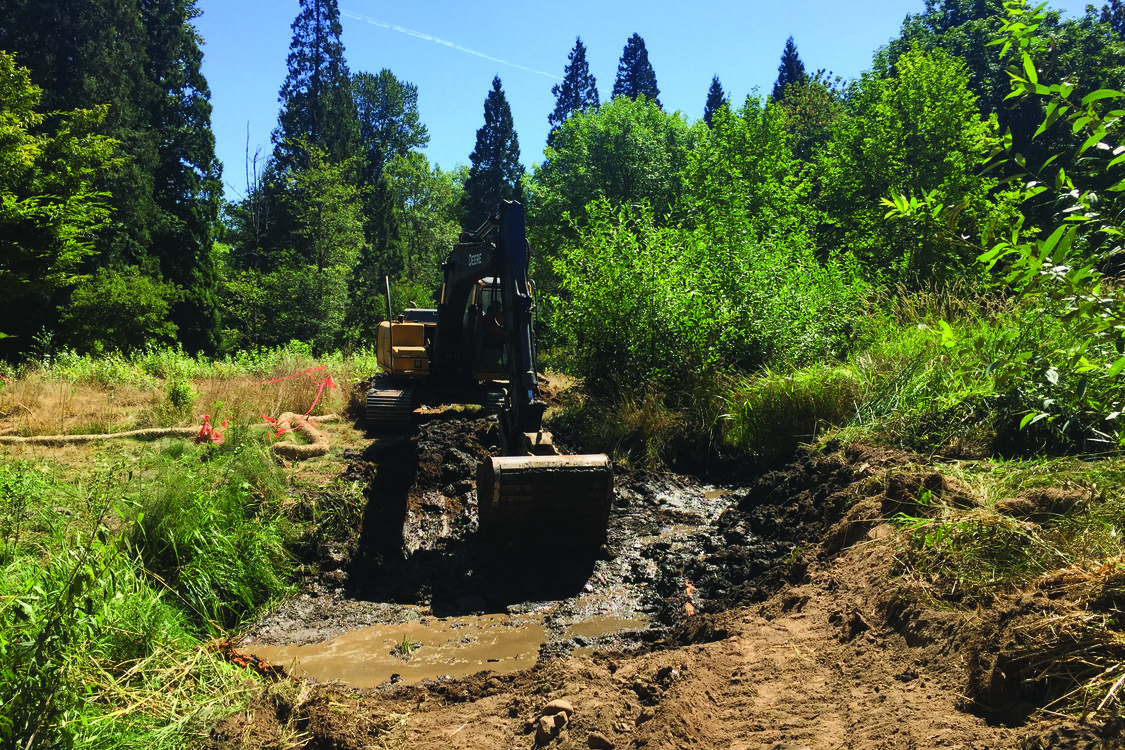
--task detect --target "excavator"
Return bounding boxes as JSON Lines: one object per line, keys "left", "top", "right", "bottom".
{"left": 367, "top": 200, "right": 613, "bottom": 547}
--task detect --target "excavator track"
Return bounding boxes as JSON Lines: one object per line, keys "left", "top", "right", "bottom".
{"left": 477, "top": 454, "right": 613, "bottom": 548}
{"left": 365, "top": 385, "right": 415, "bottom": 432}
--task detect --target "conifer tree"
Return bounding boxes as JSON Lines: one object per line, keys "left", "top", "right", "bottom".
{"left": 1103, "top": 0, "right": 1125, "bottom": 41}
{"left": 703, "top": 76, "right": 728, "bottom": 127}
{"left": 772, "top": 36, "right": 808, "bottom": 102}
{"left": 547, "top": 37, "right": 600, "bottom": 145}
{"left": 139, "top": 0, "right": 223, "bottom": 353}
{"left": 273, "top": 0, "right": 357, "bottom": 171}
{"left": 461, "top": 76, "right": 524, "bottom": 230}
{"left": 612, "top": 33, "right": 661, "bottom": 107}
{"left": 0, "top": 0, "right": 223, "bottom": 353}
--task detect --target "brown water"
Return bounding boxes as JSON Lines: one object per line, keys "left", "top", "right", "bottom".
{"left": 248, "top": 613, "right": 547, "bottom": 688}
{"left": 246, "top": 610, "right": 652, "bottom": 688}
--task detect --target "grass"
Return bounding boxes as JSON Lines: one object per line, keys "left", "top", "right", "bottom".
{"left": 0, "top": 343, "right": 381, "bottom": 749}
{"left": 0, "top": 342, "right": 378, "bottom": 436}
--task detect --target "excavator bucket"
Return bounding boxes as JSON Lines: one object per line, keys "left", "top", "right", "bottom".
{"left": 477, "top": 454, "right": 613, "bottom": 548}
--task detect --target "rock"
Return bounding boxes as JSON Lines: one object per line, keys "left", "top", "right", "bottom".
{"left": 536, "top": 716, "right": 555, "bottom": 744}
{"left": 553, "top": 712, "right": 569, "bottom": 730}
{"left": 588, "top": 731, "right": 615, "bottom": 749}
{"left": 542, "top": 698, "right": 575, "bottom": 718}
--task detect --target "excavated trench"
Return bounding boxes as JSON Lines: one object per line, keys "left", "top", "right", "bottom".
{"left": 242, "top": 414, "right": 871, "bottom": 688}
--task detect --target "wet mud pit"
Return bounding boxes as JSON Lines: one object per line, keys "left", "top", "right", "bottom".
{"left": 243, "top": 414, "right": 840, "bottom": 687}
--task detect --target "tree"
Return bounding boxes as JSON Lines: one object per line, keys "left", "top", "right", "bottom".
{"left": 272, "top": 0, "right": 357, "bottom": 171}
{"left": 1104, "top": 0, "right": 1125, "bottom": 41}
{"left": 461, "top": 76, "right": 524, "bottom": 230}
{"left": 816, "top": 47, "right": 1001, "bottom": 282}
{"left": 352, "top": 69, "right": 429, "bottom": 181}
{"left": 350, "top": 69, "right": 428, "bottom": 283}
{"left": 612, "top": 33, "right": 661, "bottom": 107}
{"left": 385, "top": 153, "right": 461, "bottom": 286}
{"left": 0, "top": 0, "right": 225, "bottom": 354}
{"left": 547, "top": 37, "right": 600, "bottom": 144}
{"left": 772, "top": 36, "right": 807, "bottom": 102}
{"left": 138, "top": 0, "right": 224, "bottom": 354}
{"left": 0, "top": 52, "right": 118, "bottom": 345}
{"left": 61, "top": 266, "right": 181, "bottom": 354}
{"left": 703, "top": 76, "right": 728, "bottom": 127}
{"left": 530, "top": 96, "right": 696, "bottom": 245}
{"left": 279, "top": 143, "right": 365, "bottom": 351}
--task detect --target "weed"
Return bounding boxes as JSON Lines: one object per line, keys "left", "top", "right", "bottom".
{"left": 393, "top": 634, "right": 421, "bottom": 657}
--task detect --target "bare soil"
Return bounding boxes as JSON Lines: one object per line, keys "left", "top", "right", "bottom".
{"left": 203, "top": 413, "right": 1125, "bottom": 750}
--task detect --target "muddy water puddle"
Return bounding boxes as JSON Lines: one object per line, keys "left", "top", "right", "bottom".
{"left": 246, "top": 611, "right": 647, "bottom": 688}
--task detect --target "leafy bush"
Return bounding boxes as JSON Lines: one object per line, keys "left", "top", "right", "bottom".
{"left": 552, "top": 200, "right": 868, "bottom": 395}
{"left": 61, "top": 267, "right": 182, "bottom": 355}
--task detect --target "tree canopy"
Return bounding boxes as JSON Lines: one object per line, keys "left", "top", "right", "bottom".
{"left": 548, "top": 37, "right": 600, "bottom": 145}
{"left": 461, "top": 76, "right": 524, "bottom": 230}
{"left": 612, "top": 33, "right": 661, "bottom": 107}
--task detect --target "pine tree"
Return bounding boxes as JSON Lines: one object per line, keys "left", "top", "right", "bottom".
{"left": 772, "top": 36, "right": 808, "bottom": 102}
{"left": 273, "top": 0, "right": 357, "bottom": 171}
{"left": 703, "top": 76, "right": 728, "bottom": 127}
{"left": 461, "top": 76, "right": 524, "bottom": 230}
{"left": 138, "top": 0, "right": 223, "bottom": 353}
{"left": 612, "top": 33, "right": 661, "bottom": 107}
{"left": 547, "top": 37, "right": 600, "bottom": 145}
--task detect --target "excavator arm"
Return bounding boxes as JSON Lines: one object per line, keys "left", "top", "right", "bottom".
{"left": 474, "top": 201, "right": 614, "bottom": 548}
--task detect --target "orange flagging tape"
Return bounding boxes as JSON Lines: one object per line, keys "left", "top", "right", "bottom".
{"left": 259, "top": 367, "right": 339, "bottom": 439}
{"left": 195, "top": 415, "right": 227, "bottom": 445}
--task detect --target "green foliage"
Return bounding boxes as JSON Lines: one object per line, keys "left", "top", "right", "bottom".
{"left": 0, "top": 51, "right": 117, "bottom": 312}
{"left": 384, "top": 152, "right": 461, "bottom": 288}
{"left": 273, "top": 0, "right": 357, "bottom": 170}
{"left": 820, "top": 46, "right": 1002, "bottom": 284}
{"left": 685, "top": 95, "right": 812, "bottom": 242}
{"left": 60, "top": 267, "right": 182, "bottom": 355}
{"left": 772, "top": 35, "right": 808, "bottom": 102}
{"left": 548, "top": 37, "right": 600, "bottom": 144}
{"left": 884, "top": 0, "right": 1125, "bottom": 451}
{"left": 530, "top": 96, "right": 695, "bottom": 246}
{"left": 123, "top": 432, "right": 291, "bottom": 632}
{"left": 0, "top": 439, "right": 290, "bottom": 747}
{"left": 552, "top": 200, "right": 868, "bottom": 396}
{"left": 702, "top": 75, "right": 727, "bottom": 127}
{"left": 461, "top": 76, "right": 524, "bottom": 230}
{"left": 612, "top": 33, "right": 661, "bottom": 107}
{"left": 724, "top": 365, "right": 862, "bottom": 461}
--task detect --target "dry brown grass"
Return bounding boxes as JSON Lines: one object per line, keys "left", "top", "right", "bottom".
{"left": 0, "top": 374, "right": 162, "bottom": 436}
{"left": 0, "top": 365, "right": 357, "bottom": 439}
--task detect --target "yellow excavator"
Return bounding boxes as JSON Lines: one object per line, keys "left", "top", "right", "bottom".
{"left": 367, "top": 201, "right": 613, "bottom": 547}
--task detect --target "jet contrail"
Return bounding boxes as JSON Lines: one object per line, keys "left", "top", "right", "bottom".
{"left": 342, "top": 10, "right": 561, "bottom": 80}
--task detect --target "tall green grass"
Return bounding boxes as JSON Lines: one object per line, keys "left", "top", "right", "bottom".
{"left": 0, "top": 428, "right": 293, "bottom": 748}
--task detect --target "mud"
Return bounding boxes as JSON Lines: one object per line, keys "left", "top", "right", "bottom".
{"left": 221, "top": 415, "right": 1125, "bottom": 750}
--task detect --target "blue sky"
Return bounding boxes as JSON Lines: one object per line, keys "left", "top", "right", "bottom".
{"left": 195, "top": 0, "right": 1096, "bottom": 201}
